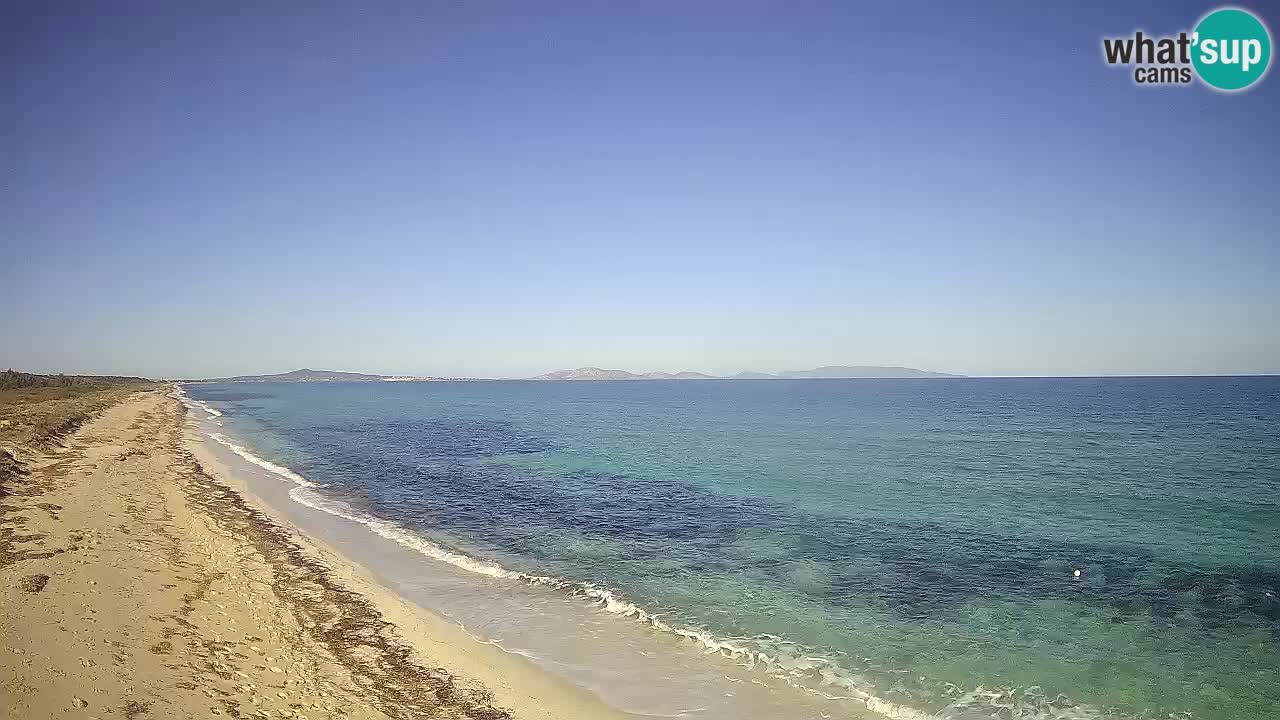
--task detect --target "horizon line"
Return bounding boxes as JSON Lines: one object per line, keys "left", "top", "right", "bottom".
{"left": 9, "top": 367, "right": 1280, "bottom": 382}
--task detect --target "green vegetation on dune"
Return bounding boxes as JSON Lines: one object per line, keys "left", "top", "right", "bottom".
{"left": 0, "top": 369, "right": 152, "bottom": 390}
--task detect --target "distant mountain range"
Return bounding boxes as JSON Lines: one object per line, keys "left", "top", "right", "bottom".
{"left": 532, "top": 365, "right": 961, "bottom": 380}
{"left": 532, "top": 367, "right": 718, "bottom": 381}
{"left": 777, "top": 365, "right": 960, "bottom": 379}
{"left": 199, "top": 368, "right": 430, "bottom": 383}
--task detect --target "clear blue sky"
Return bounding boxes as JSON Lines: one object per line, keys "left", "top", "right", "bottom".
{"left": 3, "top": 1, "right": 1277, "bottom": 378}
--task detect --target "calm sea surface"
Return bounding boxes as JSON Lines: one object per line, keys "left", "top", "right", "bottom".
{"left": 185, "top": 377, "right": 1280, "bottom": 719}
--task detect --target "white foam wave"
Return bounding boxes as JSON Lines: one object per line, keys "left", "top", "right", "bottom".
{"left": 173, "top": 384, "right": 223, "bottom": 417}
{"left": 206, "top": 432, "right": 317, "bottom": 488}
{"left": 195, "top": 420, "right": 1114, "bottom": 720}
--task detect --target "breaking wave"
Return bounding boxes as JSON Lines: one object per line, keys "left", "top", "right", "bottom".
{"left": 173, "top": 385, "right": 223, "bottom": 417}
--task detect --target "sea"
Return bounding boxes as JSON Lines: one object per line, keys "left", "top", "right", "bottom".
{"left": 179, "top": 377, "right": 1280, "bottom": 720}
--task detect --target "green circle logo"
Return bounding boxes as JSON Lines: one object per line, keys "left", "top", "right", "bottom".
{"left": 1192, "top": 7, "right": 1272, "bottom": 91}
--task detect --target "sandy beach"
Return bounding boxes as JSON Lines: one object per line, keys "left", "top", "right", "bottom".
{"left": 1, "top": 388, "right": 628, "bottom": 720}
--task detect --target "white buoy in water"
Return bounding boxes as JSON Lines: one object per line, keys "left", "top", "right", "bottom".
{"left": 1073, "top": 569, "right": 1082, "bottom": 578}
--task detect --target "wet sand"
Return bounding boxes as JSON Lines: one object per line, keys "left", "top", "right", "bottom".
{"left": 0, "top": 389, "right": 627, "bottom": 719}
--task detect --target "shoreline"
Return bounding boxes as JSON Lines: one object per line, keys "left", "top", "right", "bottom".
{"left": 175, "top": 379, "right": 1280, "bottom": 720}
{"left": 1, "top": 388, "right": 628, "bottom": 719}
{"left": 181, "top": 394, "right": 634, "bottom": 720}
{"left": 176, "top": 388, "right": 911, "bottom": 720}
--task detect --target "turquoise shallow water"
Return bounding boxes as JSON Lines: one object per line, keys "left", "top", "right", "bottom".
{"left": 186, "top": 377, "right": 1280, "bottom": 719}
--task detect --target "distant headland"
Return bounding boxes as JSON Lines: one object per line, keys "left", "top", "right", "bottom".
{"left": 192, "top": 369, "right": 452, "bottom": 383}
